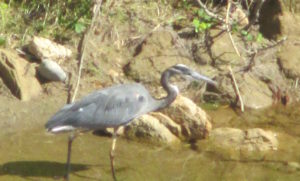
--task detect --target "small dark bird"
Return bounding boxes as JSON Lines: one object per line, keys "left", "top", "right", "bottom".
{"left": 45, "top": 64, "right": 217, "bottom": 180}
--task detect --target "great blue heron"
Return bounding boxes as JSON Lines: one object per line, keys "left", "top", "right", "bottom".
{"left": 45, "top": 64, "right": 217, "bottom": 180}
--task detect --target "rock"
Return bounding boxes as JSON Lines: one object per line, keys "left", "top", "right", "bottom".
{"left": 231, "top": 7, "right": 248, "bottom": 27}
{"left": 37, "top": 59, "right": 67, "bottom": 82}
{"left": 28, "top": 36, "right": 72, "bottom": 60}
{"left": 125, "top": 114, "right": 180, "bottom": 144}
{"left": 239, "top": 73, "right": 273, "bottom": 109}
{"left": 125, "top": 29, "right": 215, "bottom": 85}
{"left": 209, "top": 29, "right": 244, "bottom": 66}
{"left": 150, "top": 112, "right": 182, "bottom": 138}
{"left": 210, "top": 128, "right": 278, "bottom": 151}
{"left": 276, "top": 9, "right": 300, "bottom": 39}
{"left": 162, "top": 95, "right": 212, "bottom": 140}
{"left": 0, "top": 49, "right": 42, "bottom": 101}
{"left": 218, "top": 72, "right": 273, "bottom": 109}
{"left": 93, "top": 127, "right": 125, "bottom": 137}
{"left": 278, "top": 43, "right": 300, "bottom": 78}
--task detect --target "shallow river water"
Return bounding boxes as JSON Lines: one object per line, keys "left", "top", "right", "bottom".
{"left": 0, "top": 95, "right": 300, "bottom": 181}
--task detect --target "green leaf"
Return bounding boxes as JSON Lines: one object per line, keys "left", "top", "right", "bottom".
{"left": 241, "top": 30, "right": 248, "bottom": 36}
{"left": 199, "top": 22, "right": 207, "bottom": 30}
{"left": 256, "top": 33, "right": 264, "bottom": 43}
{"left": 246, "top": 34, "right": 253, "bottom": 41}
{"left": 193, "top": 18, "right": 200, "bottom": 33}
{"left": 74, "top": 22, "right": 86, "bottom": 33}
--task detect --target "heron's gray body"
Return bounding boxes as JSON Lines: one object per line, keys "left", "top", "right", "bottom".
{"left": 46, "top": 83, "right": 159, "bottom": 132}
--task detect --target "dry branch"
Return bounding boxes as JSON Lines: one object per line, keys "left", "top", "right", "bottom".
{"left": 196, "top": 0, "right": 225, "bottom": 23}
{"left": 228, "top": 66, "right": 244, "bottom": 112}
{"left": 226, "top": 1, "right": 241, "bottom": 57}
{"left": 71, "top": 0, "right": 103, "bottom": 103}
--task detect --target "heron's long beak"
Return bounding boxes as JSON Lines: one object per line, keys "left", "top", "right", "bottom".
{"left": 191, "top": 71, "right": 217, "bottom": 86}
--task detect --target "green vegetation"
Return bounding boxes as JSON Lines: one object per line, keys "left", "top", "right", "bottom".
{"left": 0, "top": 0, "right": 93, "bottom": 46}
{"left": 193, "top": 9, "right": 215, "bottom": 33}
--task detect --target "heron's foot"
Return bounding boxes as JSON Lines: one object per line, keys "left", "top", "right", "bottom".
{"left": 63, "top": 174, "right": 69, "bottom": 181}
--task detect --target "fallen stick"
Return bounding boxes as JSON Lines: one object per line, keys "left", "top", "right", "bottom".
{"left": 228, "top": 66, "right": 244, "bottom": 112}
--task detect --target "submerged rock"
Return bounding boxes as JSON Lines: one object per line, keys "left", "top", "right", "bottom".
{"left": 28, "top": 36, "right": 72, "bottom": 60}
{"left": 0, "top": 49, "right": 42, "bottom": 101}
{"left": 210, "top": 127, "right": 278, "bottom": 151}
{"left": 125, "top": 114, "right": 180, "bottom": 144}
{"left": 37, "top": 59, "right": 67, "bottom": 82}
{"left": 162, "top": 95, "right": 212, "bottom": 140}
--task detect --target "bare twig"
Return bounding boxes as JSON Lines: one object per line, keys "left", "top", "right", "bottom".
{"left": 255, "top": 36, "right": 287, "bottom": 54}
{"left": 228, "top": 66, "right": 244, "bottom": 112}
{"left": 71, "top": 0, "right": 103, "bottom": 103}
{"left": 226, "top": 1, "right": 241, "bottom": 57}
{"left": 67, "top": 72, "right": 73, "bottom": 104}
{"left": 196, "top": 0, "right": 225, "bottom": 22}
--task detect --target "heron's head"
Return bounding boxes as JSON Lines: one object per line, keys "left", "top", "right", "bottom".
{"left": 169, "top": 64, "right": 217, "bottom": 86}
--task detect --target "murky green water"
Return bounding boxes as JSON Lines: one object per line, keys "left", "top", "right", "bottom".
{"left": 1, "top": 95, "right": 300, "bottom": 181}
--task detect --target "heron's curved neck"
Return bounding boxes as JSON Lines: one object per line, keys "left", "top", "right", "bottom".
{"left": 155, "top": 70, "right": 178, "bottom": 110}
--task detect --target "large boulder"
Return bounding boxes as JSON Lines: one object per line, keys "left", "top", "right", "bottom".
{"left": 125, "top": 114, "right": 180, "bottom": 144}
{"left": 0, "top": 49, "right": 42, "bottom": 101}
{"left": 124, "top": 29, "right": 216, "bottom": 85}
{"left": 162, "top": 95, "right": 212, "bottom": 140}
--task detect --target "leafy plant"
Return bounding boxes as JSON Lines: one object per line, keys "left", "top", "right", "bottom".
{"left": 74, "top": 22, "right": 86, "bottom": 34}
{"left": 5, "top": 0, "right": 93, "bottom": 39}
{"left": 256, "top": 32, "right": 264, "bottom": 43}
{"left": 193, "top": 9, "right": 214, "bottom": 33}
{"left": 241, "top": 30, "right": 253, "bottom": 41}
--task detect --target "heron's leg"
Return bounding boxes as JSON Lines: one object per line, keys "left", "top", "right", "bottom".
{"left": 110, "top": 127, "right": 119, "bottom": 181}
{"left": 65, "top": 132, "right": 77, "bottom": 181}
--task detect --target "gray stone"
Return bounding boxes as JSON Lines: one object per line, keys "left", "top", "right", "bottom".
{"left": 37, "top": 59, "right": 67, "bottom": 82}
{"left": 0, "top": 49, "right": 42, "bottom": 101}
